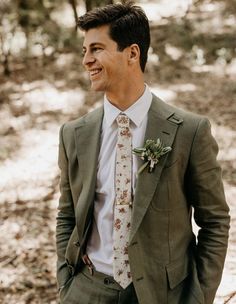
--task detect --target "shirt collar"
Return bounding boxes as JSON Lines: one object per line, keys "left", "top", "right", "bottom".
{"left": 103, "top": 84, "right": 152, "bottom": 128}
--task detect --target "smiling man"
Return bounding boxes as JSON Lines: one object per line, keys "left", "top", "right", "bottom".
{"left": 56, "top": 2, "right": 230, "bottom": 304}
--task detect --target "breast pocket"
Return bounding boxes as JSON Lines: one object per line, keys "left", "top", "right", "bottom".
{"left": 164, "top": 157, "right": 179, "bottom": 169}
{"left": 151, "top": 157, "right": 187, "bottom": 211}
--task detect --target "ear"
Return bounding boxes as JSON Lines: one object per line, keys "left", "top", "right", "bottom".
{"left": 128, "top": 44, "right": 140, "bottom": 65}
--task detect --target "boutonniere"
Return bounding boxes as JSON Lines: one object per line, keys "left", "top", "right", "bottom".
{"left": 133, "top": 138, "right": 172, "bottom": 174}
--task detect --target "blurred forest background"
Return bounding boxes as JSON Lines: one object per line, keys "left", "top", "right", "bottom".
{"left": 0, "top": 0, "right": 235, "bottom": 303}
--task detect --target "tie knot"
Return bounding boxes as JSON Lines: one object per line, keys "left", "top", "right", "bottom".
{"left": 116, "top": 113, "right": 130, "bottom": 128}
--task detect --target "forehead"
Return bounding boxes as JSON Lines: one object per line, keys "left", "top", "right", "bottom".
{"left": 83, "top": 25, "right": 115, "bottom": 48}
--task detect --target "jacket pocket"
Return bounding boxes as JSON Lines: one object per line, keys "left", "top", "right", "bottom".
{"left": 166, "top": 257, "right": 189, "bottom": 290}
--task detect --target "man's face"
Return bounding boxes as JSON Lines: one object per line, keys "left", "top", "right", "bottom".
{"left": 82, "top": 25, "right": 129, "bottom": 94}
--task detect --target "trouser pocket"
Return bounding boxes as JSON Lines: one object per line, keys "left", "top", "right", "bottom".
{"left": 59, "top": 276, "right": 74, "bottom": 302}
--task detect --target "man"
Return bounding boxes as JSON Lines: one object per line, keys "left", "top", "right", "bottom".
{"left": 56, "top": 2, "right": 230, "bottom": 303}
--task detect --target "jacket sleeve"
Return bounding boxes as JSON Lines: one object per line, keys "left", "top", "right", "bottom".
{"left": 56, "top": 124, "right": 75, "bottom": 289}
{"left": 186, "top": 117, "right": 230, "bottom": 304}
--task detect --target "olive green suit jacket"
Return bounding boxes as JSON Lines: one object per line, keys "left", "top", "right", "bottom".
{"left": 56, "top": 95, "right": 230, "bottom": 304}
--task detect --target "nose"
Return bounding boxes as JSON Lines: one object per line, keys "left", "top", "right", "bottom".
{"left": 82, "top": 50, "right": 95, "bottom": 67}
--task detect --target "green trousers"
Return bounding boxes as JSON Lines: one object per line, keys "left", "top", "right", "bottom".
{"left": 59, "top": 266, "right": 139, "bottom": 304}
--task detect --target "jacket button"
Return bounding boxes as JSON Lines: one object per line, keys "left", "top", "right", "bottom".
{"left": 73, "top": 241, "right": 80, "bottom": 247}
{"left": 68, "top": 264, "right": 75, "bottom": 275}
{"left": 104, "top": 278, "right": 111, "bottom": 285}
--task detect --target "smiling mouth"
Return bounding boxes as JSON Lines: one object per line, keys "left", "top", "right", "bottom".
{"left": 89, "top": 69, "right": 102, "bottom": 77}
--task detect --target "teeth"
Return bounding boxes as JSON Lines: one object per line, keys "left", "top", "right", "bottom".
{"left": 90, "top": 69, "right": 101, "bottom": 76}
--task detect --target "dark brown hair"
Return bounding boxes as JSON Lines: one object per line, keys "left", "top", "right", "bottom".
{"left": 77, "top": 2, "right": 150, "bottom": 72}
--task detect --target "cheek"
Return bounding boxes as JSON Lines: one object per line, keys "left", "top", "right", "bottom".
{"left": 112, "top": 55, "right": 126, "bottom": 70}
{"left": 116, "top": 63, "right": 128, "bottom": 79}
{"left": 99, "top": 53, "right": 128, "bottom": 78}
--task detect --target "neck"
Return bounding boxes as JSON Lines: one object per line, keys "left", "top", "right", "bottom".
{"left": 107, "top": 83, "right": 145, "bottom": 111}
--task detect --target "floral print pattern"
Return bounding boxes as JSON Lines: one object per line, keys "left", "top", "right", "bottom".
{"left": 113, "top": 113, "right": 132, "bottom": 289}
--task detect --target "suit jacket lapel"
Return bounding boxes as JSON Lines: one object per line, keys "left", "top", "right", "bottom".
{"left": 74, "top": 107, "right": 104, "bottom": 244}
{"left": 130, "top": 95, "right": 181, "bottom": 242}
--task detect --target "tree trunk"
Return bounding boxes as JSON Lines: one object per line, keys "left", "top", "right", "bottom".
{"left": 69, "top": 0, "right": 79, "bottom": 31}
{"left": 85, "top": 0, "right": 113, "bottom": 12}
{"left": 3, "top": 54, "right": 11, "bottom": 76}
{"left": 0, "top": 34, "right": 11, "bottom": 76}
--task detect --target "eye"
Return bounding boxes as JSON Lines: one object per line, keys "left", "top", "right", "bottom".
{"left": 92, "top": 47, "right": 102, "bottom": 53}
{"left": 81, "top": 46, "right": 103, "bottom": 57}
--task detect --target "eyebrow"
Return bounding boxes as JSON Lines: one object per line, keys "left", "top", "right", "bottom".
{"left": 82, "top": 42, "right": 105, "bottom": 50}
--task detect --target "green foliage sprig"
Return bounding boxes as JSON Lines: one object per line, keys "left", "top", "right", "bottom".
{"left": 133, "top": 138, "right": 172, "bottom": 174}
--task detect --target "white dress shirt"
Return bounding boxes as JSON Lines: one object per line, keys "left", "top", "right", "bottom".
{"left": 86, "top": 85, "right": 153, "bottom": 275}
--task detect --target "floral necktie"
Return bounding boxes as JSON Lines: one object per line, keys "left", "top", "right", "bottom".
{"left": 113, "top": 113, "right": 132, "bottom": 289}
